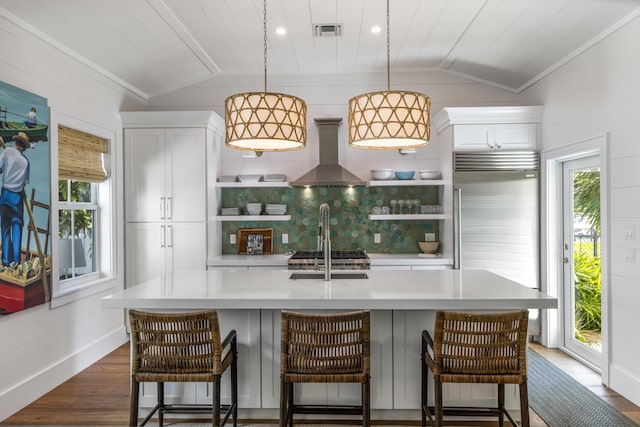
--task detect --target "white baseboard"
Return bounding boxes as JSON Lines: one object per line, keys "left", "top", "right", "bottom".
{"left": 0, "top": 326, "right": 128, "bottom": 422}
{"left": 610, "top": 364, "right": 640, "bottom": 407}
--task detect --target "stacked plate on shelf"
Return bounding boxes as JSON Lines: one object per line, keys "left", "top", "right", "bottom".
{"left": 221, "top": 207, "right": 240, "bottom": 216}
{"left": 265, "top": 204, "right": 287, "bottom": 215}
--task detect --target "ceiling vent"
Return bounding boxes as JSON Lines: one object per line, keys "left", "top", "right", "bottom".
{"left": 313, "top": 24, "right": 343, "bottom": 37}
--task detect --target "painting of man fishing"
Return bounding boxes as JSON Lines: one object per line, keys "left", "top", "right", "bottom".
{"left": 0, "top": 81, "right": 51, "bottom": 315}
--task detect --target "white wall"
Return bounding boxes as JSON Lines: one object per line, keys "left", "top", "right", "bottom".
{"left": 0, "top": 15, "right": 139, "bottom": 420}
{"left": 147, "top": 70, "right": 522, "bottom": 182}
{"left": 520, "top": 13, "right": 640, "bottom": 406}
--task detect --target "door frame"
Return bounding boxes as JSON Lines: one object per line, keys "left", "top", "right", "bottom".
{"left": 540, "top": 133, "right": 610, "bottom": 385}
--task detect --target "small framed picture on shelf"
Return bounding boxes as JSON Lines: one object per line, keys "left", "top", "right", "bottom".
{"left": 238, "top": 228, "right": 273, "bottom": 255}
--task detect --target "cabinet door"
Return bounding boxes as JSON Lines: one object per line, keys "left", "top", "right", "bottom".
{"left": 453, "top": 125, "right": 494, "bottom": 151}
{"left": 124, "top": 129, "right": 166, "bottom": 222}
{"left": 125, "top": 222, "right": 165, "bottom": 288}
{"left": 165, "top": 128, "right": 206, "bottom": 222}
{"left": 168, "top": 222, "right": 206, "bottom": 271}
{"left": 494, "top": 123, "right": 536, "bottom": 150}
{"left": 392, "top": 310, "right": 435, "bottom": 409}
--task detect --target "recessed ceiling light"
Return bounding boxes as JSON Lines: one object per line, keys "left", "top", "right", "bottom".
{"left": 370, "top": 25, "right": 382, "bottom": 34}
{"left": 275, "top": 27, "right": 286, "bottom": 35}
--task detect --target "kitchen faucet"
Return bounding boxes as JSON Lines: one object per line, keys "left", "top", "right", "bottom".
{"left": 316, "top": 203, "right": 332, "bottom": 280}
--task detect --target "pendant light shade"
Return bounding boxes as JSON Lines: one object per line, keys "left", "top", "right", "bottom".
{"left": 225, "top": 0, "right": 307, "bottom": 152}
{"left": 348, "top": 90, "right": 430, "bottom": 149}
{"left": 225, "top": 91, "right": 306, "bottom": 151}
{"left": 348, "top": 0, "right": 431, "bottom": 150}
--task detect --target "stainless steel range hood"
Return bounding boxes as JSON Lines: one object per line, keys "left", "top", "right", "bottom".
{"left": 291, "top": 118, "right": 366, "bottom": 186}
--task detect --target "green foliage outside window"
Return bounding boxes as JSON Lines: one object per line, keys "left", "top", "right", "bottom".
{"left": 572, "top": 170, "right": 601, "bottom": 342}
{"left": 574, "top": 243, "right": 601, "bottom": 333}
{"left": 58, "top": 180, "right": 93, "bottom": 238}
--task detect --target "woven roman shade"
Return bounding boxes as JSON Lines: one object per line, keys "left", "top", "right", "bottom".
{"left": 58, "top": 125, "right": 108, "bottom": 182}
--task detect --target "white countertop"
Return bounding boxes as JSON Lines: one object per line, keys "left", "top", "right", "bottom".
{"left": 207, "top": 253, "right": 453, "bottom": 267}
{"left": 103, "top": 269, "right": 556, "bottom": 311}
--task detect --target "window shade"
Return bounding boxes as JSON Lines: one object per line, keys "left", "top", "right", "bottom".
{"left": 58, "top": 125, "right": 108, "bottom": 182}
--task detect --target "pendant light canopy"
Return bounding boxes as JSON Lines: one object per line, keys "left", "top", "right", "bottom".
{"left": 348, "top": 0, "right": 430, "bottom": 150}
{"left": 225, "top": 0, "right": 306, "bottom": 152}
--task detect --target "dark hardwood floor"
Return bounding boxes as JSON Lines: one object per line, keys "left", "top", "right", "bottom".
{"left": 1, "top": 342, "right": 638, "bottom": 426}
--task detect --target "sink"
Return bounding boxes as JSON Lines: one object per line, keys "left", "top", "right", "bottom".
{"left": 289, "top": 272, "right": 369, "bottom": 280}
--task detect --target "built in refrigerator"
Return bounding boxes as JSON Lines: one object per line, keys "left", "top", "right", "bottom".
{"left": 453, "top": 151, "right": 540, "bottom": 334}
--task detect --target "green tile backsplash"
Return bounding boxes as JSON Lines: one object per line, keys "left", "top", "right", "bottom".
{"left": 221, "top": 186, "right": 442, "bottom": 254}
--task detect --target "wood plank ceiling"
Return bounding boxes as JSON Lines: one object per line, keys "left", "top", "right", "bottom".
{"left": 0, "top": 0, "right": 638, "bottom": 100}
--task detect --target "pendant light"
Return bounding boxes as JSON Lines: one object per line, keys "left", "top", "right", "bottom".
{"left": 225, "top": 0, "right": 307, "bottom": 152}
{"left": 348, "top": 0, "right": 430, "bottom": 149}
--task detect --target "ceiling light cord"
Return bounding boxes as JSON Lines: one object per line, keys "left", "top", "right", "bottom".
{"left": 386, "top": 0, "right": 390, "bottom": 91}
{"left": 347, "top": 0, "right": 431, "bottom": 149}
{"left": 224, "top": 0, "right": 307, "bottom": 152}
{"left": 263, "top": 0, "right": 268, "bottom": 92}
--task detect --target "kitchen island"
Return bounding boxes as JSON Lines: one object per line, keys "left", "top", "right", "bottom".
{"left": 104, "top": 269, "right": 556, "bottom": 421}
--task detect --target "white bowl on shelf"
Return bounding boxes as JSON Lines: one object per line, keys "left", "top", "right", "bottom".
{"left": 238, "top": 174, "right": 263, "bottom": 183}
{"left": 418, "top": 170, "right": 440, "bottom": 180}
{"left": 246, "top": 203, "right": 262, "bottom": 215}
{"left": 418, "top": 241, "right": 440, "bottom": 254}
{"left": 371, "top": 169, "right": 394, "bottom": 180}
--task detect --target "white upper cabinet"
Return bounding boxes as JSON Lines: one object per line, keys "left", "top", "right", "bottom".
{"left": 453, "top": 123, "right": 537, "bottom": 151}
{"left": 121, "top": 110, "right": 224, "bottom": 287}
{"left": 433, "top": 106, "right": 543, "bottom": 152}
{"left": 124, "top": 127, "right": 206, "bottom": 222}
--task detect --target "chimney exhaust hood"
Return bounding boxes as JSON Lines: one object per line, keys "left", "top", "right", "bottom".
{"left": 291, "top": 118, "right": 366, "bottom": 187}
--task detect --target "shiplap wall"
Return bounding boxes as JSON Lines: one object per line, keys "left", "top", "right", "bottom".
{"left": 146, "top": 70, "right": 523, "bottom": 181}
{"left": 0, "top": 14, "right": 131, "bottom": 421}
{"left": 520, "top": 13, "right": 640, "bottom": 406}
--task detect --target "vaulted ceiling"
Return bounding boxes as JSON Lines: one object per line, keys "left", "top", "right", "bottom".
{"left": 1, "top": 0, "right": 638, "bottom": 101}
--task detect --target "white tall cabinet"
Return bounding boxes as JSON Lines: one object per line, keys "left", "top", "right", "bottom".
{"left": 122, "top": 111, "right": 223, "bottom": 288}
{"left": 122, "top": 111, "right": 239, "bottom": 410}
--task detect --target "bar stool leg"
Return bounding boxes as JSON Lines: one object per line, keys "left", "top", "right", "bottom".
{"left": 157, "top": 382, "right": 164, "bottom": 427}
{"left": 231, "top": 350, "right": 238, "bottom": 426}
{"left": 498, "top": 383, "right": 505, "bottom": 426}
{"left": 362, "top": 380, "right": 370, "bottom": 427}
{"left": 520, "top": 380, "right": 530, "bottom": 427}
{"left": 129, "top": 377, "right": 139, "bottom": 427}
{"left": 212, "top": 377, "right": 221, "bottom": 426}
{"left": 279, "top": 376, "right": 287, "bottom": 427}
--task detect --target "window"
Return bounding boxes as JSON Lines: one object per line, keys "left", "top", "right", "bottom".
{"left": 52, "top": 118, "right": 114, "bottom": 301}
{"left": 58, "top": 180, "right": 97, "bottom": 281}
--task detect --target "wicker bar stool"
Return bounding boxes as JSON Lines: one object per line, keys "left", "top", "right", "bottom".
{"left": 421, "top": 310, "right": 529, "bottom": 427}
{"left": 128, "top": 309, "right": 238, "bottom": 427}
{"left": 279, "top": 310, "right": 371, "bottom": 427}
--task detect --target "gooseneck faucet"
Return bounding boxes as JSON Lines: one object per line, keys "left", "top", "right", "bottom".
{"left": 317, "top": 203, "right": 332, "bottom": 280}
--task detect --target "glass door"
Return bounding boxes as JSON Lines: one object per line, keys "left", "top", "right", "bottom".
{"left": 562, "top": 155, "right": 602, "bottom": 368}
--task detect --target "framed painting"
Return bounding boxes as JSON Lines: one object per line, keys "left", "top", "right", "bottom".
{"left": 0, "top": 81, "right": 51, "bottom": 315}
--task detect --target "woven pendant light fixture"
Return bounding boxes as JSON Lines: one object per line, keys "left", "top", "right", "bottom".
{"left": 225, "top": 0, "right": 306, "bottom": 152}
{"left": 348, "top": 0, "right": 430, "bottom": 149}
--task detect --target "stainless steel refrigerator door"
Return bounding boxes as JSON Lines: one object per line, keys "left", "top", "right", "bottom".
{"left": 454, "top": 170, "right": 540, "bottom": 290}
